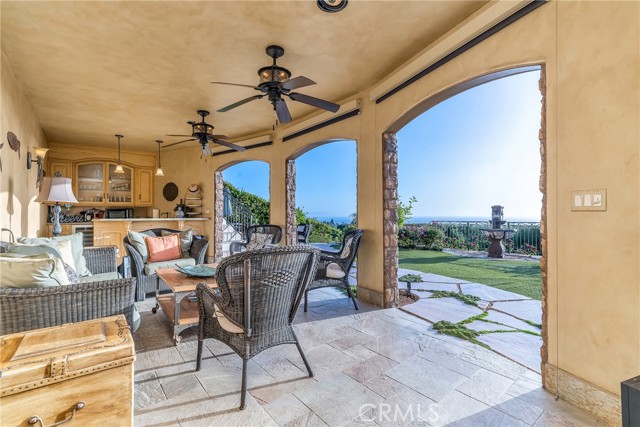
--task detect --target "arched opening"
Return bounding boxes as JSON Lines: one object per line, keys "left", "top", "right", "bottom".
{"left": 213, "top": 160, "right": 270, "bottom": 259}
{"left": 382, "top": 66, "right": 547, "bottom": 372}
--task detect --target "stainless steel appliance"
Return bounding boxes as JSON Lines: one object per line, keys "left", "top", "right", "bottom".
{"left": 104, "top": 208, "right": 134, "bottom": 219}
{"left": 72, "top": 224, "right": 94, "bottom": 247}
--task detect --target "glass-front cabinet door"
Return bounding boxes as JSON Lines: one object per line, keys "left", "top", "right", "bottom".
{"left": 107, "top": 163, "right": 133, "bottom": 204}
{"left": 76, "top": 162, "right": 106, "bottom": 204}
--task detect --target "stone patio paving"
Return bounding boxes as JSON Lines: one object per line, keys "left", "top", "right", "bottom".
{"left": 397, "top": 268, "right": 542, "bottom": 373}
{"left": 132, "top": 288, "right": 600, "bottom": 426}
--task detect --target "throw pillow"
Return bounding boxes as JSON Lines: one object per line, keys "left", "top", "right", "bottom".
{"left": 17, "top": 233, "right": 91, "bottom": 277}
{"left": 161, "top": 229, "right": 193, "bottom": 257}
{"left": 6, "top": 243, "right": 63, "bottom": 260}
{"left": 127, "top": 230, "right": 155, "bottom": 262}
{"left": 56, "top": 239, "right": 77, "bottom": 273}
{"left": 245, "top": 233, "right": 273, "bottom": 251}
{"left": 146, "top": 234, "right": 181, "bottom": 263}
{"left": 62, "top": 261, "right": 79, "bottom": 284}
{"left": 0, "top": 253, "right": 68, "bottom": 287}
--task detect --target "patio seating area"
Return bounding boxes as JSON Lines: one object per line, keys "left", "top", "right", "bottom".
{"left": 132, "top": 290, "right": 598, "bottom": 426}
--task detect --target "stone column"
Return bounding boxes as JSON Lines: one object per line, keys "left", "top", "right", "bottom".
{"left": 214, "top": 171, "right": 224, "bottom": 261}
{"left": 382, "top": 132, "right": 399, "bottom": 308}
{"left": 285, "top": 159, "right": 297, "bottom": 245}
{"left": 538, "top": 68, "right": 548, "bottom": 369}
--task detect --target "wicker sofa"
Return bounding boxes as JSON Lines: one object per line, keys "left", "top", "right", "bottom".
{"left": 0, "top": 246, "right": 136, "bottom": 335}
{"left": 123, "top": 228, "right": 209, "bottom": 301}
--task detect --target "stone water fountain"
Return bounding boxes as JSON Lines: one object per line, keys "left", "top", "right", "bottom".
{"left": 480, "top": 205, "right": 516, "bottom": 258}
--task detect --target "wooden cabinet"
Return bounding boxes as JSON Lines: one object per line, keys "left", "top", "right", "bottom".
{"left": 135, "top": 168, "right": 154, "bottom": 206}
{"left": 72, "top": 161, "right": 152, "bottom": 207}
{"left": 0, "top": 316, "right": 134, "bottom": 427}
{"left": 48, "top": 160, "right": 72, "bottom": 178}
{"left": 46, "top": 224, "right": 72, "bottom": 237}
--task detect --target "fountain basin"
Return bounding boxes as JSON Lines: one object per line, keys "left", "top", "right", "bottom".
{"left": 480, "top": 228, "right": 516, "bottom": 258}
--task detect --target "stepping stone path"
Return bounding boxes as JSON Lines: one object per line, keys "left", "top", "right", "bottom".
{"left": 398, "top": 268, "right": 542, "bottom": 373}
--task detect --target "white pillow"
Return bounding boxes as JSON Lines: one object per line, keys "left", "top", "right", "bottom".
{"left": 0, "top": 253, "right": 68, "bottom": 288}
{"left": 56, "top": 239, "right": 77, "bottom": 273}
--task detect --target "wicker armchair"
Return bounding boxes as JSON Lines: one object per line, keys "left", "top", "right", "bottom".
{"left": 304, "top": 229, "right": 364, "bottom": 312}
{"left": 123, "top": 228, "right": 209, "bottom": 301}
{"left": 297, "top": 223, "right": 313, "bottom": 243}
{"left": 195, "top": 246, "right": 319, "bottom": 410}
{"left": 229, "top": 224, "right": 283, "bottom": 255}
{"left": 0, "top": 246, "right": 136, "bottom": 335}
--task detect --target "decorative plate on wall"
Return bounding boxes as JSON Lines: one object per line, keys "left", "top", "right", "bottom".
{"left": 163, "top": 182, "right": 179, "bottom": 201}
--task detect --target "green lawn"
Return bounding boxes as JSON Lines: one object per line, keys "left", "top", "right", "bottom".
{"left": 398, "top": 249, "right": 542, "bottom": 300}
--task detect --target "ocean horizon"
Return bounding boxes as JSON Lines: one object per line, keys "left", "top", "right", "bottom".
{"left": 311, "top": 215, "right": 541, "bottom": 224}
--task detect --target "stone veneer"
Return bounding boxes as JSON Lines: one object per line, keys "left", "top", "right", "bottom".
{"left": 543, "top": 363, "right": 621, "bottom": 427}
{"left": 214, "top": 171, "right": 224, "bottom": 261}
{"left": 538, "top": 67, "right": 549, "bottom": 375}
{"left": 382, "top": 132, "right": 399, "bottom": 308}
{"left": 285, "top": 159, "right": 297, "bottom": 245}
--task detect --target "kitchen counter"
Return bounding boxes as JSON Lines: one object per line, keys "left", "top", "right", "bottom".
{"left": 94, "top": 218, "right": 210, "bottom": 222}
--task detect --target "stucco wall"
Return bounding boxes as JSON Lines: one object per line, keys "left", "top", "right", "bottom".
{"left": 155, "top": 1, "right": 639, "bottom": 400}
{"left": 0, "top": 53, "right": 49, "bottom": 238}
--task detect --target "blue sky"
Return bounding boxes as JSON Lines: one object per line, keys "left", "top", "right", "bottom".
{"left": 223, "top": 70, "right": 542, "bottom": 221}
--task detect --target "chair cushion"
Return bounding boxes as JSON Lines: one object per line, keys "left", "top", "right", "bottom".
{"left": 0, "top": 253, "right": 68, "bottom": 288}
{"left": 161, "top": 229, "right": 193, "bottom": 257}
{"left": 214, "top": 305, "right": 244, "bottom": 334}
{"left": 75, "top": 271, "right": 121, "bottom": 283}
{"left": 146, "top": 234, "right": 181, "bottom": 263}
{"left": 17, "top": 233, "right": 91, "bottom": 277}
{"left": 325, "top": 262, "right": 346, "bottom": 279}
{"left": 246, "top": 233, "right": 273, "bottom": 251}
{"left": 144, "top": 257, "right": 196, "bottom": 275}
{"left": 127, "top": 230, "right": 156, "bottom": 262}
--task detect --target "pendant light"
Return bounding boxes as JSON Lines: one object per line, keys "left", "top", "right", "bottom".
{"left": 114, "top": 134, "right": 125, "bottom": 174}
{"left": 155, "top": 140, "right": 164, "bottom": 176}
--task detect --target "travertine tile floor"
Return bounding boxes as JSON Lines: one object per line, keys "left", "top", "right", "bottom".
{"left": 133, "top": 289, "right": 602, "bottom": 427}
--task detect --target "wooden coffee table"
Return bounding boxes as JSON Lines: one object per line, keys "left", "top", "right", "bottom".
{"left": 154, "top": 264, "right": 217, "bottom": 344}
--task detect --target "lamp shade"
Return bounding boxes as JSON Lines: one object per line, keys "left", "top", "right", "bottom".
{"left": 34, "top": 147, "right": 49, "bottom": 158}
{"left": 35, "top": 176, "right": 78, "bottom": 204}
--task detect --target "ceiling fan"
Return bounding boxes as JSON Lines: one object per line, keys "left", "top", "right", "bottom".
{"left": 212, "top": 45, "right": 340, "bottom": 124}
{"left": 165, "top": 110, "right": 245, "bottom": 155}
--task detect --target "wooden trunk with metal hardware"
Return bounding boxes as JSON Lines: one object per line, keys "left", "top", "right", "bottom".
{"left": 0, "top": 315, "right": 135, "bottom": 427}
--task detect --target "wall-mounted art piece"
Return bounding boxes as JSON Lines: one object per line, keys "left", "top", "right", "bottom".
{"left": 163, "top": 182, "right": 179, "bottom": 201}
{"left": 7, "top": 132, "right": 20, "bottom": 158}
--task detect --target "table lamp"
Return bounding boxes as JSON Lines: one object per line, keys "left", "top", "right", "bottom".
{"left": 35, "top": 172, "right": 78, "bottom": 237}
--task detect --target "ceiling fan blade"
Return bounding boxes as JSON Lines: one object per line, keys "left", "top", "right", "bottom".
{"left": 218, "top": 95, "right": 264, "bottom": 112}
{"left": 166, "top": 134, "right": 193, "bottom": 137}
{"left": 289, "top": 92, "right": 340, "bottom": 113}
{"left": 164, "top": 138, "right": 196, "bottom": 147}
{"left": 210, "top": 81, "right": 257, "bottom": 89}
{"left": 201, "top": 144, "right": 213, "bottom": 156}
{"left": 275, "top": 99, "right": 292, "bottom": 124}
{"left": 281, "top": 76, "right": 316, "bottom": 91}
{"left": 212, "top": 134, "right": 228, "bottom": 139}
{"left": 212, "top": 138, "right": 246, "bottom": 152}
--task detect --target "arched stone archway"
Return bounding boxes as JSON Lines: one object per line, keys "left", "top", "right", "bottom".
{"left": 284, "top": 138, "right": 358, "bottom": 245}
{"left": 213, "top": 159, "right": 270, "bottom": 260}
{"left": 380, "top": 65, "right": 547, "bottom": 364}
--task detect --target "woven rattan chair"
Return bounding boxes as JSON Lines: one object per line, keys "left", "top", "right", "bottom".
{"left": 195, "top": 246, "right": 319, "bottom": 410}
{"left": 304, "top": 229, "right": 364, "bottom": 312}
{"left": 229, "top": 224, "right": 283, "bottom": 255}
{"left": 297, "top": 223, "right": 313, "bottom": 244}
{"left": 123, "top": 228, "right": 209, "bottom": 301}
{"left": 0, "top": 246, "right": 136, "bottom": 334}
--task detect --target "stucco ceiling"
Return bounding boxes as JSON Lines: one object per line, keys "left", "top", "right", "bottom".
{"left": 1, "top": 1, "right": 486, "bottom": 152}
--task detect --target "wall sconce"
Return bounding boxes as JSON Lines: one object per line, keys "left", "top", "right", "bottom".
{"left": 26, "top": 146, "right": 49, "bottom": 188}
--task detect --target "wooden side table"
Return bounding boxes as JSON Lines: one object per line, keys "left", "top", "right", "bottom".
{"left": 154, "top": 265, "right": 217, "bottom": 344}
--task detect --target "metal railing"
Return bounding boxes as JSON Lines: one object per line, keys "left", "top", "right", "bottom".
{"left": 409, "top": 221, "right": 542, "bottom": 256}
{"left": 222, "top": 187, "right": 256, "bottom": 239}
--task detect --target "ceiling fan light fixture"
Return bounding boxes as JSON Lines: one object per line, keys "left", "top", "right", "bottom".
{"left": 258, "top": 66, "right": 291, "bottom": 83}
{"left": 192, "top": 123, "right": 214, "bottom": 136}
{"left": 155, "top": 140, "right": 164, "bottom": 176}
{"left": 114, "top": 134, "right": 125, "bottom": 174}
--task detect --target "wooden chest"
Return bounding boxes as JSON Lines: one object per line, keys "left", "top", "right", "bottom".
{"left": 0, "top": 315, "right": 135, "bottom": 427}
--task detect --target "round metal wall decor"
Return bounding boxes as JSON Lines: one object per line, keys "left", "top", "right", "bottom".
{"left": 317, "top": 0, "right": 348, "bottom": 13}
{"left": 163, "top": 182, "right": 179, "bottom": 201}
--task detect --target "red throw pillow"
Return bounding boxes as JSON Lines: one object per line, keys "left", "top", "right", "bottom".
{"left": 146, "top": 234, "right": 181, "bottom": 262}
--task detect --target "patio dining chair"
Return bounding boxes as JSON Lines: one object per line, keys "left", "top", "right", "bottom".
{"left": 304, "top": 229, "right": 364, "bottom": 312}
{"left": 195, "top": 245, "right": 319, "bottom": 410}
{"left": 229, "top": 224, "right": 283, "bottom": 254}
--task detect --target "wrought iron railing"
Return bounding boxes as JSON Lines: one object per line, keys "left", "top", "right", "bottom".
{"left": 222, "top": 187, "right": 256, "bottom": 239}
{"left": 426, "top": 221, "right": 542, "bottom": 256}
